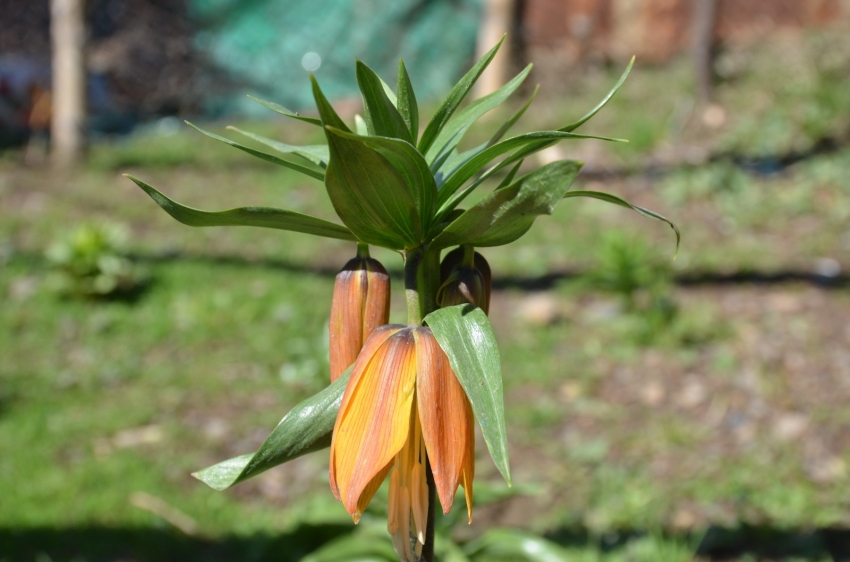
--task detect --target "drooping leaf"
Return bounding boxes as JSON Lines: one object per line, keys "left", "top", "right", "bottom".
{"left": 193, "top": 369, "right": 351, "bottom": 491}
{"left": 247, "top": 94, "right": 323, "bottom": 126}
{"left": 418, "top": 35, "right": 505, "bottom": 155}
{"left": 227, "top": 126, "right": 329, "bottom": 168}
{"left": 437, "top": 131, "right": 621, "bottom": 207}
{"left": 424, "top": 305, "right": 511, "bottom": 485}
{"left": 431, "top": 160, "right": 582, "bottom": 249}
{"left": 313, "top": 76, "right": 421, "bottom": 249}
{"left": 125, "top": 175, "right": 356, "bottom": 241}
{"left": 327, "top": 128, "right": 437, "bottom": 231}
{"left": 426, "top": 64, "right": 533, "bottom": 165}
{"left": 356, "top": 60, "right": 413, "bottom": 144}
{"left": 463, "top": 529, "right": 572, "bottom": 562}
{"left": 396, "top": 59, "right": 419, "bottom": 142}
{"left": 563, "top": 190, "right": 681, "bottom": 253}
{"left": 185, "top": 122, "right": 325, "bottom": 181}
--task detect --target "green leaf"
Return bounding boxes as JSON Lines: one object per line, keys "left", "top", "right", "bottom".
{"left": 247, "top": 95, "right": 322, "bottom": 126}
{"left": 494, "top": 57, "right": 635, "bottom": 169}
{"left": 424, "top": 305, "right": 510, "bottom": 485}
{"left": 226, "top": 126, "right": 329, "bottom": 168}
{"left": 431, "top": 160, "right": 582, "bottom": 249}
{"left": 495, "top": 159, "right": 524, "bottom": 189}
{"left": 486, "top": 84, "right": 539, "bottom": 148}
{"left": 563, "top": 56, "right": 635, "bottom": 133}
{"left": 356, "top": 60, "right": 413, "bottom": 144}
{"left": 193, "top": 369, "right": 351, "bottom": 491}
{"left": 354, "top": 114, "right": 369, "bottom": 136}
{"left": 125, "top": 175, "right": 356, "bottom": 241}
{"left": 563, "top": 190, "right": 681, "bottom": 254}
{"left": 426, "top": 64, "right": 533, "bottom": 165}
{"left": 437, "top": 131, "right": 621, "bottom": 207}
{"left": 327, "top": 128, "right": 437, "bottom": 232}
{"left": 396, "top": 59, "right": 419, "bottom": 143}
{"left": 418, "top": 35, "right": 505, "bottom": 155}
{"left": 185, "top": 122, "right": 325, "bottom": 181}
{"left": 313, "top": 76, "right": 421, "bottom": 249}
{"left": 464, "top": 529, "right": 572, "bottom": 562}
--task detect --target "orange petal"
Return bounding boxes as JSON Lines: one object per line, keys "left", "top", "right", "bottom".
{"left": 329, "top": 324, "right": 403, "bottom": 500}
{"left": 330, "top": 327, "right": 418, "bottom": 518}
{"left": 414, "top": 327, "right": 473, "bottom": 515}
{"left": 329, "top": 257, "right": 390, "bottom": 382}
{"left": 460, "top": 397, "right": 475, "bottom": 523}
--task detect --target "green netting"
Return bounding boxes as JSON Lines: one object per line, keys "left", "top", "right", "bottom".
{"left": 191, "top": 0, "right": 483, "bottom": 115}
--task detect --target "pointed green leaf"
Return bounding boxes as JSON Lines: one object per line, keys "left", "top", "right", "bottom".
{"left": 495, "top": 159, "right": 524, "bottom": 189}
{"left": 327, "top": 127, "right": 437, "bottom": 232}
{"left": 424, "top": 305, "right": 510, "bottom": 485}
{"left": 354, "top": 114, "right": 369, "bottom": 136}
{"left": 397, "top": 59, "right": 419, "bottom": 143}
{"left": 563, "top": 56, "right": 635, "bottom": 133}
{"left": 227, "top": 126, "right": 329, "bottom": 168}
{"left": 193, "top": 369, "right": 351, "bottom": 491}
{"left": 313, "top": 76, "right": 421, "bottom": 249}
{"left": 492, "top": 58, "right": 635, "bottom": 169}
{"left": 426, "top": 64, "right": 532, "bottom": 165}
{"left": 356, "top": 60, "right": 413, "bottom": 144}
{"left": 247, "top": 95, "right": 322, "bottom": 126}
{"left": 418, "top": 35, "right": 506, "bottom": 155}
{"left": 431, "top": 160, "right": 582, "bottom": 249}
{"left": 185, "top": 122, "right": 325, "bottom": 181}
{"left": 437, "top": 131, "right": 623, "bottom": 207}
{"left": 487, "top": 84, "right": 539, "bottom": 148}
{"left": 563, "top": 190, "right": 681, "bottom": 254}
{"left": 125, "top": 175, "right": 355, "bottom": 241}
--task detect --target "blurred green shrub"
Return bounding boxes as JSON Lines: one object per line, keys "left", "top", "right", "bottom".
{"left": 45, "top": 223, "right": 149, "bottom": 298}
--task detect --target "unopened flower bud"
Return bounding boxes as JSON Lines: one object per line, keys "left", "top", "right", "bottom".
{"left": 439, "top": 247, "right": 491, "bottom": 314}
{"left": 329, "top": 247, "right": 390, "bottom": 382}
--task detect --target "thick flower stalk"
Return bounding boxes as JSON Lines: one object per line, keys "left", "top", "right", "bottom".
{"left": 328, "top": 243, "right": 390, "bottom": 381}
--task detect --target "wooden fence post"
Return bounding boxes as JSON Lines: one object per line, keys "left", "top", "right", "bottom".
{"left": 50, "top": 0, "right": 86, "bottom": 166}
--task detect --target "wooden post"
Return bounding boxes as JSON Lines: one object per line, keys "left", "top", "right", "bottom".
{"left": 692, "top": 0, "right": 718, "bottom": 105}
{"left": 50, "top": 0, "right": 86, "bottom": 166}
{"left": 475, "top": 0, "right": 515, "bottom": 98}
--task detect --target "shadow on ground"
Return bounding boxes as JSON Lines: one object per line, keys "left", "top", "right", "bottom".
{"left": 2, "top": 525, "right": 850, "bottom": 561}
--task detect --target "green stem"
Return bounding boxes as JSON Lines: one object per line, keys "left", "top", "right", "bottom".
{"left": 356, "top": 242, "right": 370, "bottom": 259}
{"left": 404, "top": 248, "right": 424, "bottom": 326}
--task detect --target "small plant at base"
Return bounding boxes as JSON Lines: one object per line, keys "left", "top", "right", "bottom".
{"left": 125, "top": 37, "right": 679, "bottom": 561}
{"left": 45, "top": 223, "right": 148, "bottom": 299}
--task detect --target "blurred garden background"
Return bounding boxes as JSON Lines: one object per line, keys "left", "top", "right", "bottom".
{"left": 2, "top": 0, "right": 850, "bottom": 560}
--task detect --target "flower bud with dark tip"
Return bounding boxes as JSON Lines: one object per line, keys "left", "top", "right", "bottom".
{"left": 439, "top": 246, "right": 491, "bottom": 314}
{"left": 329, "top": 245, "right": 390, "bottom": 382}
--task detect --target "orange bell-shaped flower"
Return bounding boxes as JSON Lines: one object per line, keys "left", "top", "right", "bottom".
{"left": 329, "top": 325, "right": 474, "bottom": 561}
{"left": 328, "top": 245, "right": 390, "bottom": 382}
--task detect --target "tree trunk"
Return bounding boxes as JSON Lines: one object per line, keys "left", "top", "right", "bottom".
{"left": 50, "top": 0, "right": 86, "bottom": 166}
{"left": 692, "top": 0, "right": 718, "bottom": 105}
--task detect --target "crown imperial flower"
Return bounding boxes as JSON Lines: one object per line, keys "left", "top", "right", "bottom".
{"left": 329, "top": 324, "right": 474, "bottom": 561}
